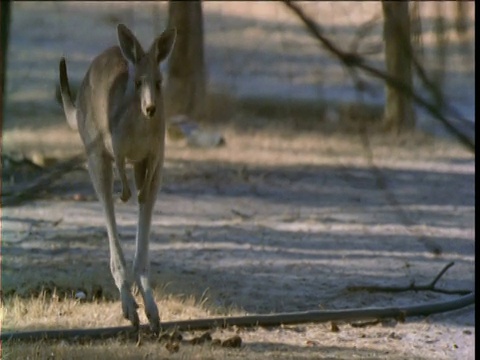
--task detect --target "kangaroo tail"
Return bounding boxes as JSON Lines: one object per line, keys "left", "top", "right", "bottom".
{"left": 59, "top": 57, "right": 78, "bottom": 131}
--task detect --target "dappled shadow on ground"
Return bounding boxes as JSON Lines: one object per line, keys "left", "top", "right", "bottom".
{"left": 2, "top": 151, "right": 474, "bottom": 331}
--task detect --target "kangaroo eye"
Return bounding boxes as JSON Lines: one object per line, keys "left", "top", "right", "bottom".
{"left": 135, "top": 80, "right": 142, "bottom": 89}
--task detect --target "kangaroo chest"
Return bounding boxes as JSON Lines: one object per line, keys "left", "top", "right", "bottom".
{"left": 114, "top": 117, "right": 164, "bottom": 163}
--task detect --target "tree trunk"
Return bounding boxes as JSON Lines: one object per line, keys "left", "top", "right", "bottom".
{"left": 1, "top": 1, "right": 11, "bottom": 128}
{"left": 165, "top": 0, "right": 207, "bottom": 121}
{"left": 382, "top": 1, "right": 415, "bottom": 132}
{"left": 432, "top": 2, "right": 446, "bottom": 110}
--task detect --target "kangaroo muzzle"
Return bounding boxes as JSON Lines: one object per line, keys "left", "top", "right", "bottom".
{"left": 141, "top": 85, "right": 156, "bottom": 119}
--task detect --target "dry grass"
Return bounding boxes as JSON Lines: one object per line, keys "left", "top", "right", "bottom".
{"left": 1, "top": 294, "right": 348, "bottom": 359}
{"left": 0, "top": 293, "right": 405, "bottom": 360}
{"left": 1, "top": 290, "right": 248, "bottom": 359}
{"left": 2, "top": 290, "right": 472, "bottom": 359}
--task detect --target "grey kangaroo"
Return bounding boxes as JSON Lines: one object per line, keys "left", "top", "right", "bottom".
{"left": 59, "top": 24, "right": 176, "bottom": 332}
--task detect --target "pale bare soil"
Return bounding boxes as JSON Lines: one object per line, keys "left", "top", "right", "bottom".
{"left": 1, "top": 123, "right": 475, "bottom": 359}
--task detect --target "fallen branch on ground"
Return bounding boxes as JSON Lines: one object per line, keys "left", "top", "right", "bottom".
{"left": 1, "top": 291, "right": 474, "bottom": 342}
{"left": 1, "top": 293, "right": 474, "bottom": 341}
{"left": 347, "top": 261, "right": 471, "bottom": 295}
{"left": 1, "top": 153, "right": 86, "bottom": 207}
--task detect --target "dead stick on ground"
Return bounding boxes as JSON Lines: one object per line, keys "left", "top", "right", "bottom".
{"left": 1, "top": 153, "right": 86, "bottom": 207}
{"left": 1, "top": 266, "right": 474, "bottom": 342}
{"left": 1, "top": 293, "right": 474, "bottom": 342}
{"left": 347, "top": 261, "right": 471, "bottom": 295}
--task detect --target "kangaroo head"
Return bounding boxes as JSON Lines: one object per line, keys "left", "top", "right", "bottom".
{"left": 117, "top": 24, "right": 176, "bottom": 119}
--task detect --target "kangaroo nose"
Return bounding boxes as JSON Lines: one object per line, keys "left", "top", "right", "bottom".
{"left": 146, "top": 105, "right": 156, "bottom": 118}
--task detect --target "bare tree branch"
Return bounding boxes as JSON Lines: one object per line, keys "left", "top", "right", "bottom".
{"left": 348, "top": 262, "right": 471, "bottom": 295}
{"left": 1, "top": 153, "right": 86, "bottom": 207}
{"left": 283, "top": 1, "right": 474, "bottom": 153}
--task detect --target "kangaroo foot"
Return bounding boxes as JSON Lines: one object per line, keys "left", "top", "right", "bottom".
{"left": 120, "top": 286, "right": 139, "bottom": 328}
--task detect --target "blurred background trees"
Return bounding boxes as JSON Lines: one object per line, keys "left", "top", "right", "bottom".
{"left": 165, "top": 0, "right": 207, "bottom": 122}
{"left": 381, "top": 1, "right": 415, "bottom": 132}
{"left": 165, "top": 1, "right": 474, "bottom": 147}
{"left": 1, "top": 0, "right": 11, "bottom": 125}
{"left": 2, "top": 2, "right": 475, "bottom": 152}
{"left": 283, "top": 1, "right": 473, "bottom": 150}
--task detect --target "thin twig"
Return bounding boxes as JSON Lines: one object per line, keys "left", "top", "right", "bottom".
{"left": 429, "top": 261, "right": 454, "bottom": 287}
{"left": 347, "top": 262, "right": 471, "bottom": 295}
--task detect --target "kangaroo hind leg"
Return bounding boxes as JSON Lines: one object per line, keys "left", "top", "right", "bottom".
{"left": 88, "top": 150, "right": 139, "bottom": 328}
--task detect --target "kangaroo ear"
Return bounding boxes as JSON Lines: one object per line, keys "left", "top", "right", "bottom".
{"left": 150, "top": 28, "right": 177, "bottom": 64}
{"left": 117, "top": 24, "right": 145, "bottom": 64}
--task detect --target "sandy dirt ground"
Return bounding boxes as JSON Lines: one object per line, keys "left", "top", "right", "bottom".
{"left": 2, "top": 124, "right": 475, "bottom": 359}
{"left": 1, "top": 2, "right": 475, "bottom": 359}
